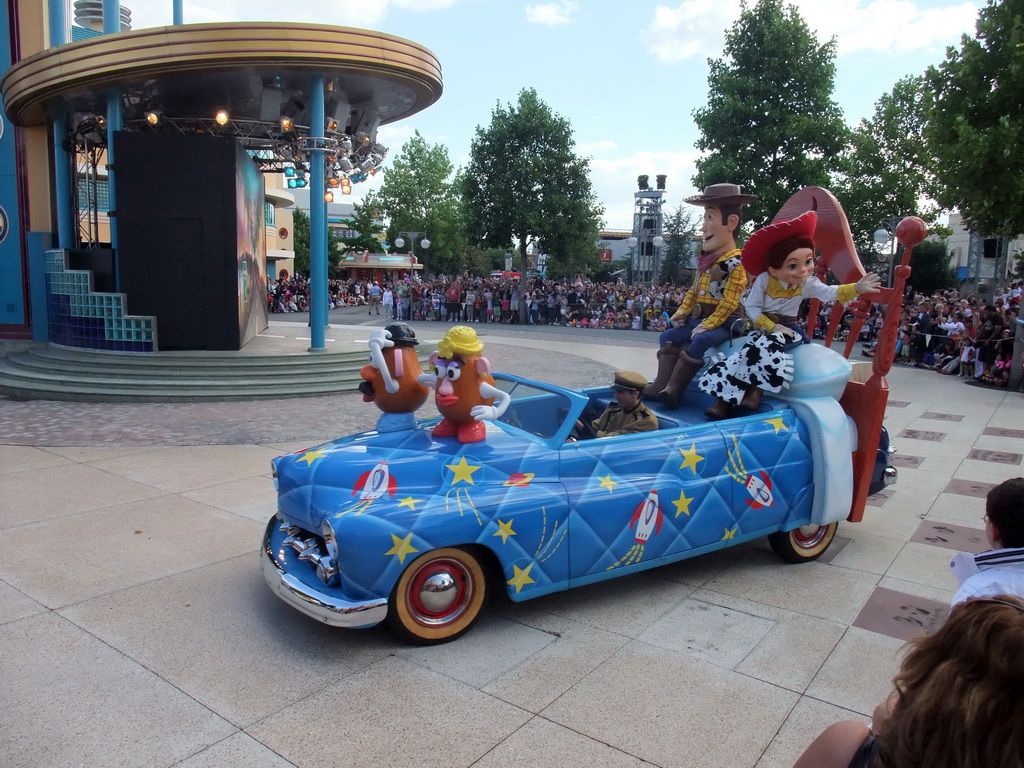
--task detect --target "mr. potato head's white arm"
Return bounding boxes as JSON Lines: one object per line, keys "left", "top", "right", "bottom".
{"left": 470, "top": 356, "right": 511, "bottom": 422}
{"left": 367, "top": 329, "right": 399, "bottom": 394}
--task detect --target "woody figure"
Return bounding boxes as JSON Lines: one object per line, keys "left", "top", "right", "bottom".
{"left": 644, "top": 183, "right": 756, "bottom": 409}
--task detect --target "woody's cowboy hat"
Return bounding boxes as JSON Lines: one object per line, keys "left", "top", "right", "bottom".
{"left": 684, "top": 183, "right": 757, "bottom": 207}
{"left": 741, "top": 210, "right": 817, "bottom": 278}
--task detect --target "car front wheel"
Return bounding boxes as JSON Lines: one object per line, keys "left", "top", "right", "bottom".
{"left": 768, "top": 522, "right": 838, "bottom": 563}
{"left": 387, "top": 547, "right": 488, "bottom": 644}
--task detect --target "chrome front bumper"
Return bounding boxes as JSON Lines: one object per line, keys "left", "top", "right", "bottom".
{"left": 261, "top": 520, "right": 388, "bottom": 629}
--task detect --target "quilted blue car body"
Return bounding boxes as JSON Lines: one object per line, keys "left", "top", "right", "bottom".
{"left": 262, "top": 353, "right": 893, "bottom": 641}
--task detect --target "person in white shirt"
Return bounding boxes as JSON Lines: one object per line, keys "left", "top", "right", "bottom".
{"left": 950, "top": 477, "right": 1024, "bottom": 605}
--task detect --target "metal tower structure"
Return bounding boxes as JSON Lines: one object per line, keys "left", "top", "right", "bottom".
{"left": 630, "top": 174, "right": 666, "bottom": 283}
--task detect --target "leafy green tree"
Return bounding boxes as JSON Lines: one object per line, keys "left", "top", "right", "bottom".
{"left": 692, "top": 0, "right": 849, "bottom": 228}
{"left": 292, "top": 207, "right": 310, "bottom": 275}
{"left": 371, "top": 131, "right": 466, "bottom": 275}
{"left": 291, "top": 206, "right": 346, "bottom": 276}
{"left": 833, "top": 76, "right": 942, "bottom": 249}
{"left": 924, "top": 0, "right": 1024, "bottom": 237}
{"left": 342, "top": 197, "right": 387, "bottom": 255}
{"left": 659, "top": 203, "right": 699, "bottom": 284}
{"left": 907, "top": 239, "right": 957, "bottom": 296}
{"left": 462, "top": 88, "right": 604, "bottom": 284}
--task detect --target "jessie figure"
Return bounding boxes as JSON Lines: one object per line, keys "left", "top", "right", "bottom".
{"left": 699, "top": 211, "right": 881, "bottom": 420}
{"left": 418, "top": 326, "right": 511, "bottom": 444}
{"left": 358, "top": 323, "right": 430, "bottom": 432}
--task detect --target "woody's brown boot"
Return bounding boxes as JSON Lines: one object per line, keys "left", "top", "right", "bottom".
{"left": 642, "top": 345, "right": 680, "bottom": 399}
{"left": 736, "top": 386, "right": 763, "bottom": 414}
{"left": 704, "top": 397, "right": 733, "bottom": 421}
{"left": 656, "top": 352, "right": 704, "bottom": 410}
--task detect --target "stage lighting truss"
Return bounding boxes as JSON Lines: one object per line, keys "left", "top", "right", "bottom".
{"left": 67, "top": 113, "right": 388, "bottom": 189}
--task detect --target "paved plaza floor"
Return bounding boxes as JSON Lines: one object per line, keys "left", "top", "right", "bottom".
{"left": 1, "top": 316, "right": 1022, "bottom": 768}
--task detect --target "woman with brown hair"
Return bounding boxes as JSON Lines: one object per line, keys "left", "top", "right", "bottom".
{"left": 794, "top": 595, "right": 1024, "bottom": 767}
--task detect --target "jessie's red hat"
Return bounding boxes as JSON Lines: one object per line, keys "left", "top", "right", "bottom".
{"left": 741, "top": 210, "right": 817, "bottom": 277}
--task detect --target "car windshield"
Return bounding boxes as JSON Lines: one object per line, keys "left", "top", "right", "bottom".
{"left": 493, "top": 376, "right": 576, "bottom": 440}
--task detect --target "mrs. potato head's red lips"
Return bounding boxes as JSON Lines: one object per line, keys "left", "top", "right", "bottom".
{"left": 436, "top": 394, "right": 459, "bottom": 407}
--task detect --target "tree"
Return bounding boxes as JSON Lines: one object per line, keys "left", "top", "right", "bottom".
{"left": 692, "top": 0, "right": 849, "bottom": 228}
{"left": 907, "top": 239, "right": 957, "bottom": 296}
{"left": 342, "top": 198, "right": 386, "bottom": 255}
{"left": 832, "top": 76, "right": 942, "bottom": 249}
{"left": 924, "top": 0, "right": 1024, "bottom": 237}
{"left": 371, "top": 131, "right": 466, "bottom": 275}
{"left": 292, "top": 207, "right": 310, "bottom": 275}
{"left": 290, "top": 206, "right": 345, "bottom": 276}
{"left": 659, "top": 203, "right": 699, "bottom": 284}
{"left": 462, "top": 88, "right": 604, "bottom": 282}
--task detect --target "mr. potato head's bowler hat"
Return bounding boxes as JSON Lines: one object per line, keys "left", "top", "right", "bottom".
{"left": 684, "top": 183, "right": 757, "bottom": 208}
{"left": 611, "top": 370, "right": 648, "bottom": 393}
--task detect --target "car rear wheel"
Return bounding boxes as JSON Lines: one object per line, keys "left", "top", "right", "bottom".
{"left": 387, "top": 547, "right": 487, "bottom": 644}
{"left": 768, "top": 522, "right": 838, "bottom": 563}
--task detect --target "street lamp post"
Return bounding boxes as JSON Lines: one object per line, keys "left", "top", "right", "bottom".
{"left": 393, "top": 232, "right": 430, "bottom": 285}
{"left": 626, "top": 236, "right": 638, "bottom": 284}
{"left": 873, "top": 217, "right": 902, "bottom": 288}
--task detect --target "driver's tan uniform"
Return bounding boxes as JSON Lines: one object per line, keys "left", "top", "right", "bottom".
{"left": 591, "top": 402, "right": 658, "bottom": 438}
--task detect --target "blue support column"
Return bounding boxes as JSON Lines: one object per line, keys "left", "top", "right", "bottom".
{"left": 173, "top": 0, "right": 184, "bottom": 24}
{"left": 308, "top": 75, "right": 327, "bottom": 351}
{"left": 48, "top": 0, "right": 67, "bottom": 44}
{"left": 105, "top": 89, "right": 121, "bottom": 285}
{"left": 52, "top": 112, "right": 74, "bottom": 248}
{"left": 102, "top": 0, "right": 119, "bottom": 33}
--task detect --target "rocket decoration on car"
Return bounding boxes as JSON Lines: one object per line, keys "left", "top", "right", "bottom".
{"left": 418, "top": 326, "right": 511, "bottom": 444}
{"left": 359, "top": 324, "right": 430, "bottom": 433}
{"left": 607, "top": 489, "right": 664, "bottom": 570}
{"left": 723, "top": 434, "right": 775, "bottom": 509}
{"left": 330, "top": 460, "right": 404, "bottom": 519}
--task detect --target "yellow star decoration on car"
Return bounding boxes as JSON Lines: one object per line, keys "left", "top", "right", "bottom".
{"left": 597, "top": 475, "right": 619, "bottom": 493}
{"left": 295, "top": 448, "right": 329, "bottom": 466}
{"left": 722, "top": 527, "right": 737, "bottom": 541}
{"left": 506, "top": 563, "right": 535, "bottom": 593}
{"left": 397, "top": 497, "right": 419, "bottom": 510}
{"left": 672, "top": 490, "right": 694, "bottom": 517}
{"left": 385, "top": 533, "right": 419, "bottom": 564}
{"left": 445, "top": 456, "right": 482, "bottom": 485}
{"left": 493, "top": 519, "right": 516, "bottom": 544}
{"left": 678, "top": 443, "right": 705, "bottom": 473}
{"left": 764, "top": 417, "right": 789, "bottom": 435}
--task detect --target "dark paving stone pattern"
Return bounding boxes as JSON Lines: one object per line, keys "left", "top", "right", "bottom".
{"left": 853, "top": 586, "right": 950, "bottom": 641}
{"left": 910, "top": 520, "right": 988, "bottom": 554}
{"left": 966, "top": 448, "right": 1023, "bottom": 465}
{"left": 921, "top": 411, "right": 964, "bottom": 422}
{"left": 891, "top": 454, "right": 924, "bottom": 469}
{"left": 886, "top": 400, "right": 910, "bottom": 408}
{"left": 865, "top": 489, "right": 894, "bottom": 507}
{"left": 983, "top": 426, "right": 1024, "bottom": 439}
{"left": 943, "top": 478, "right": 997, "bottom": 498}
{"left": 897, "top": 428, "right": 946, "bottom": 442}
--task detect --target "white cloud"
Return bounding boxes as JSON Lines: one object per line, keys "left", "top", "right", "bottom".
{"left": 642, "top": 0, "right": 981, "bottom": 63}
{"left": 588, "top": 148, "right": 701, "bottom": 230}
{"left": 577, "top": 139, "right": 618, "bottom": 156}
{"left": 525, "top": 1, "right": 580, "bottom": 26}
{"left": 129, "top": 0, "right": 464, "bottom": 30}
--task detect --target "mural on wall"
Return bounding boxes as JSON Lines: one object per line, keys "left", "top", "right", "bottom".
{"left": 235, "top": 143, "right": 268, "bottom": 347}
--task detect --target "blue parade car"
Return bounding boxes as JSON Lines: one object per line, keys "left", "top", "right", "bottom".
{"left": 261, "top": 343, "right": 896, "bottom": 644}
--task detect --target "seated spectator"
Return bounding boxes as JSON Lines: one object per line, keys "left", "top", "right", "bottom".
{"left": 794, "top": 594, "right": 1024, "bottom": 768}
{"left": 950, "top": 477, "right": 1024, "bottom": 605}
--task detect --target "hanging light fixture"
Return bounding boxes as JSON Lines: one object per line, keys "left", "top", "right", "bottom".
{"left": 145, "top": 110, "right": 161, "bottom": 125}
{"left": 215, "top": 110, "right": 229, "bottom": 125}
{"left": 280, "top": 116, "right": 293, "bottom": 131}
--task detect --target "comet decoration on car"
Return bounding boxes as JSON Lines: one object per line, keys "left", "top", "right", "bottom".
{"left": 724, "top": 434, "right": 776, "bottom": 509}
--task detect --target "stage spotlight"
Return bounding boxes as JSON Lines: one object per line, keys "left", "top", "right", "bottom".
{"left": 327, "top": 177, "right": 340, "bottom": 188}
{"left": 285, "top": 167, "right": 295, "bottom": 177}
{"left": 145, "top": 110, "right": 161, "bottom": 125}
{"left": 656, "top": 174, "right": 667, "bottom": 190}
{"left": 637, "top": 175, "right": 649, "bottom": 191}
{"left": 341, "top": 185, "right": 352, "bottom": 195}
{"left": 324, "top": 192, "right": 334, "bottom": 202}
{"left": 326, "top": 118, "right": 338, "bottom": 132}
{"left": 215, "top": 110, "right": 229, "bottom": 125}
{"left": 280, "top": 116, "right": 293, "bottom": 131}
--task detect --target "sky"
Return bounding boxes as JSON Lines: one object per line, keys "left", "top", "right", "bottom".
{"left": 129, "top": 0, "right": 985, "bottom": 230}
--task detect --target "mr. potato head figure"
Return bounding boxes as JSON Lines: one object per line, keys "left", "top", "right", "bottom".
{"left": 358, "top": 323, "right": 430, "bottom": 432}
{"left": 418, "top": 326, "right": 511, "bottom": 444}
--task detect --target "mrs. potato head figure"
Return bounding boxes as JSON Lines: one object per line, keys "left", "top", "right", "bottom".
{"left": 358, "top": 323, "right": 430, "bottom": 432}
{"left": 418, "top": 326, "right": 511, "bottom": 444}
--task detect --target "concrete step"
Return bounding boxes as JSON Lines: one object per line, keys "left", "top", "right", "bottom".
{"left": 0, "top": 343, "right": 429, "bottom": 403}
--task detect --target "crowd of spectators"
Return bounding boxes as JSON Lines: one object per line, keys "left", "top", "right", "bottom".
{"left": 268, "top": 273, "right": 1021, "bottom": 389}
